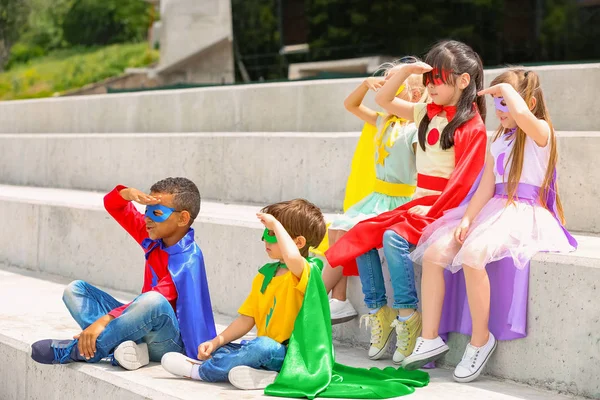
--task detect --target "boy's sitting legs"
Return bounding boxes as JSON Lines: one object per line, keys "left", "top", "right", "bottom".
{"left": 32, "top": 291, "right": 184, "bottom": 368}
{"left": 62, "top": 280, "right": 125, "bottom": 329}
{"left": 162, "top": 336, "right": 286, "bottom": 387}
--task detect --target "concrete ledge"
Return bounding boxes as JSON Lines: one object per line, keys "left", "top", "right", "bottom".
{"left": 0, "top": 266, "right": 587, "bottom": 400}
{"left": 0, "top": 131, "right": 598, "bottom": 233}
{"left": 0, "top": 185, "right": 598, "bottom": 397}
{"left": 0, "top": 63, "right": 598, "bottom": 133}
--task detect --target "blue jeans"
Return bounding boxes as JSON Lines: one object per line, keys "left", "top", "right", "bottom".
{"left": 62, "top": 280, "right": 184, "bottom": 363}
{"left": 198, "top": 336, "right": 287, "bottom": 382}
{"left": 356, "top": 230, "right": 418, "bottom": 310}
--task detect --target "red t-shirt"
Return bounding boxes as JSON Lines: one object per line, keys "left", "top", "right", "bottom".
{"left": 104, "top": 185, "right": 178, "bottom": 318}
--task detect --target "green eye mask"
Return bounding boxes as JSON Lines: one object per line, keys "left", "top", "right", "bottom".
{"left": 262, "top": 228, "right": 277, "bottom": 244}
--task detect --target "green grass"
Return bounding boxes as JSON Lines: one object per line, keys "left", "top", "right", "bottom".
{"left": 0, "top": 43, "right": 159, "bottom": 100}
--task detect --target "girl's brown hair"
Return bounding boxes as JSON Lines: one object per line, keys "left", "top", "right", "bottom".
{"left": 491, "top": 69, "right": 565, "bottom": 223}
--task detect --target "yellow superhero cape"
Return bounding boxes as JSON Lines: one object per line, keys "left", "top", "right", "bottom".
{"left": 312, "top": 115, "right": 407, "bottom": 255}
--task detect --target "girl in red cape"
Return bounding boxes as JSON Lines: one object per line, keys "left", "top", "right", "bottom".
{"left": 325, "top": 40, "right": 487, "bottom": 364}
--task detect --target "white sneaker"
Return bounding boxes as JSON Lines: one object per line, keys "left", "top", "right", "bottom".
{"left": 401, "top": 336, "right": 449, "bottom": 371}
{"left": 113, "top": 341, "right": 149, "bottom": 371}
{"left": 330, "top": 298, "right": 358, "bottom": 325}
{"left": 453, "top": 333, "right": 497, "bottom": 383}
{"left": 228, "top": 366, "right": 278, "bottom": 390}
{"left": 161, "top": 352, "right": 202, "bottom": 378}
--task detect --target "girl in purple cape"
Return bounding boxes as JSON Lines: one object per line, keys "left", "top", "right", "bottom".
{"left": 402, "top": 69, "right": 577, "bottom": 382}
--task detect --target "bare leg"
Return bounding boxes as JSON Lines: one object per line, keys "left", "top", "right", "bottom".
{"left": 331, "top": 276, "right": 348, "bottom": 301}
{"left": 420, "top": 238, "right": 461, "bottom": 339}
{"left": 322, "top": 263, "right": 344, "bottom": 294}
{"left": 420, "top": 260, "right": 446, "bottom": 339}
{"left": 463, "top": 264, "right": 490, "bottom": 347}
{"left": 323, "top": 229, "right": 347, "bottom": 299}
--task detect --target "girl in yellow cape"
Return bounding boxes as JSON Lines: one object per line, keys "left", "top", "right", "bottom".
{"left": 321, "top": 58, "right": 429, "bottom": 330}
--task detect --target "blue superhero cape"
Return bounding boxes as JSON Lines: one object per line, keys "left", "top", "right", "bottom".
{"left": 143, "top": 228, "right": 217, "bottom": 357}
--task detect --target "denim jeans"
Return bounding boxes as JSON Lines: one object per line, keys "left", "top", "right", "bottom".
{"left": 356, "top": 230, "right": 418, "bottom": 310}
{"left": 62, "top": 280, "right": 184, "bottom": 363}
{"left": 198, "top": 336, "right": 287, "bottom": 382}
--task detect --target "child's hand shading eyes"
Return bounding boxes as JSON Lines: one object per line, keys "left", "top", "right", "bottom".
{"left": 363, "top": 77, "right": 385, "bottom": 92}
{"left": 257, "top": 212, "right": 278, "bottom": 230}
{"left": 478, "top": 83, "right": 509, "bottom": 98}
{"left": 119, "top": 187, "right": 161, "bottom": 205}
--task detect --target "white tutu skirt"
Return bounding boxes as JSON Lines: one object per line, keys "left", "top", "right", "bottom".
{"left": 410, "top": 197, "right": 576, "bottom": 272}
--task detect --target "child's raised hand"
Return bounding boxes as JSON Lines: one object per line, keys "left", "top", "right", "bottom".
{"left": 257, "top": 212, "right": 278, "bottom": 230}
{"left": 454, "top": 218, "right": 471, "bottom": 244}
{"left": 363, "top": 77, "right": 385, "bottom": 92}
{"left": 478, "top": 83, "right": 509, "bottom": 98}
{"left": 408, "top": 205, "right": 432, "bottom": 216}
{"left": 119, "top": 187, "right": 161, "bottom": 205}
{"left": 197, "top": 341, "right": 215, "bottom": 360}
{"left": 392, "top": 61, "right": 431, "bottom": 75}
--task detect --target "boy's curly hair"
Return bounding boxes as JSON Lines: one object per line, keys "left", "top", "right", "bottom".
{"left": 150, "top": 177, "right": 201, "bottom": 225}
{"left": 261, "top": 199, "right": 326, "bottom": 257}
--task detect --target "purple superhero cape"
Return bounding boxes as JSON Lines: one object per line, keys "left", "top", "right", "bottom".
{"left": 438, "top": 168, "right": 576, "bottom": 340}
{"left": 143, "top": 228, "right": 217, "bottom": 357}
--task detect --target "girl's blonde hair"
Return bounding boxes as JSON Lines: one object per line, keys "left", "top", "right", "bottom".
{"left": 491, "top": 69, "right": 565, "bottom": 224}
{"left": 374, "top": 58, "right": 429, "bottom": 130}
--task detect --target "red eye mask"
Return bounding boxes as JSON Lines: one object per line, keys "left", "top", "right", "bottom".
{"left": 424, "top": 68, "right": 453, "bottom": 86}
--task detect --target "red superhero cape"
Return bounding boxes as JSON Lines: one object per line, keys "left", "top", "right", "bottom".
{"left": 325, "top": 112, "right": 487, "bottom": 276}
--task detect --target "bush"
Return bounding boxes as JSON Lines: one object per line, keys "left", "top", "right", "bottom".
{"left": 62, "top": 0, "right": 151, "bottom": 46}
{"left": 0, "top": 42, "right": 158, "bottom": 100}
{"left": 6, "top": 42, "right": 46, "bottom": 68}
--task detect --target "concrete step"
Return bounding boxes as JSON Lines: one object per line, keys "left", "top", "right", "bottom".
{"left": 0, "top": 266, "right": 588, "bottom": 400}
{"left": 0, "top": 131, "right": 598, "bottom": 233}
{"left": 0, "top": 185, "right": 598, "bottom": 397}
{"left": 0, "top": 63, "right": 598, "bottom": 133}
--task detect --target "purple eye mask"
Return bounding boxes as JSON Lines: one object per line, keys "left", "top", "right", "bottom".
{"left": 494, "top": 96, "right": 509, "bottom": 113}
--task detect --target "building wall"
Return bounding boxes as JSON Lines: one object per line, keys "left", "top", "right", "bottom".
{"left": 158, "top": 0, "right": 234, "bottom": 84}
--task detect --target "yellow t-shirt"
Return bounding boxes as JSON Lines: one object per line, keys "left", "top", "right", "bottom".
{"left": 413, "top": 103, "right": 456, "bottom": 199}
{"left": 238, "top": 260, "right": 311, "bottom": 344}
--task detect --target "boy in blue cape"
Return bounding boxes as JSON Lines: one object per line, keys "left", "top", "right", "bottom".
{"left": 31, "top": 177, "right": 216, "bottom": 370}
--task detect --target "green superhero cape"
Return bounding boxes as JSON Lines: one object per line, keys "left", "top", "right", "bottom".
{"left": 265, "top": 259, "right": 429, "bottom": 399}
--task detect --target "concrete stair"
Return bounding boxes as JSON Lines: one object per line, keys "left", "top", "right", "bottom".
{"left": 0, "top": 63, "right": 598, "bottom": 399}
{"left": 0, "top": 266, "right": 589, "bottom": 400}
{"left": 0, "top": 131, "right": 598, "bottom": 232}
{"left": 0, "top": 64, "right": 598, "bottom": 134}
{"left": 0, "top": 184, "right": 598, "bottom": 398}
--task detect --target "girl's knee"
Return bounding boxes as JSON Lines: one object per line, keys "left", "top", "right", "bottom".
{"left": 383, "top": 230, "right": 408, "bottom": 249}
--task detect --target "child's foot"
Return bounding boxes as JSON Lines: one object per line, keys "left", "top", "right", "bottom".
{"left": 391, "top": 311, "right": 422, "bottom": 364}
{"left": 453, "top": 333, "right": 497, "bottom": 383}
{"left": 401, "top": 336, "right": 449, "bottom": 370}
{"left": 31, "top": 339, "right": 81, "bottom": 364}
{"left": 359, "top": 305, "right": 396, "bottom": 360}
{"left": 228, "top": 366, "right": 278, "bottom": 390}
{"left": 113, "top": 341, "right": 149, "bottom": 371}
{"left": 329, "top": 298, "right": 358, "bottom": 325}
{"left": 161, "top": 352, "right": 203, "bottom": 379}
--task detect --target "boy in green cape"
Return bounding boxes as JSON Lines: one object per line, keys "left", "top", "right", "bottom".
{"left": 162, "top": 199, "right": 327, "bottom": 388}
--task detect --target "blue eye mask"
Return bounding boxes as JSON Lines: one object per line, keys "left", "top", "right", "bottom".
{"left": 145, "top": 204, "right": 177, "bottom": 223}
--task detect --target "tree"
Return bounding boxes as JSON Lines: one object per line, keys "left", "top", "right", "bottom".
{"left": 62, "top": 0, "right": 150, "bottom": 46}
{"left": 0, "top": 0, "right": 30, "bottom": 69}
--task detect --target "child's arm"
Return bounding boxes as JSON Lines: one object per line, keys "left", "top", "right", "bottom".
{"left": 104, "top": 185, "right": 161, "bottom": 244}
{"left": 343, "top": 78, "right": 384, "bottom": 126}
{"left": 479, "top": 83, "right": 550, "bottom": 147}
{"left": 454, "top": 154, "right": 496, "bottom": 243}
{"left": 197, "top": 315, "right": 255, "bottom": 360}
{"left": 257, "top": 213, "right": 306, "bottom": 279}
{"left": 375, "top": 62, "right": 432, "bottom": 121}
